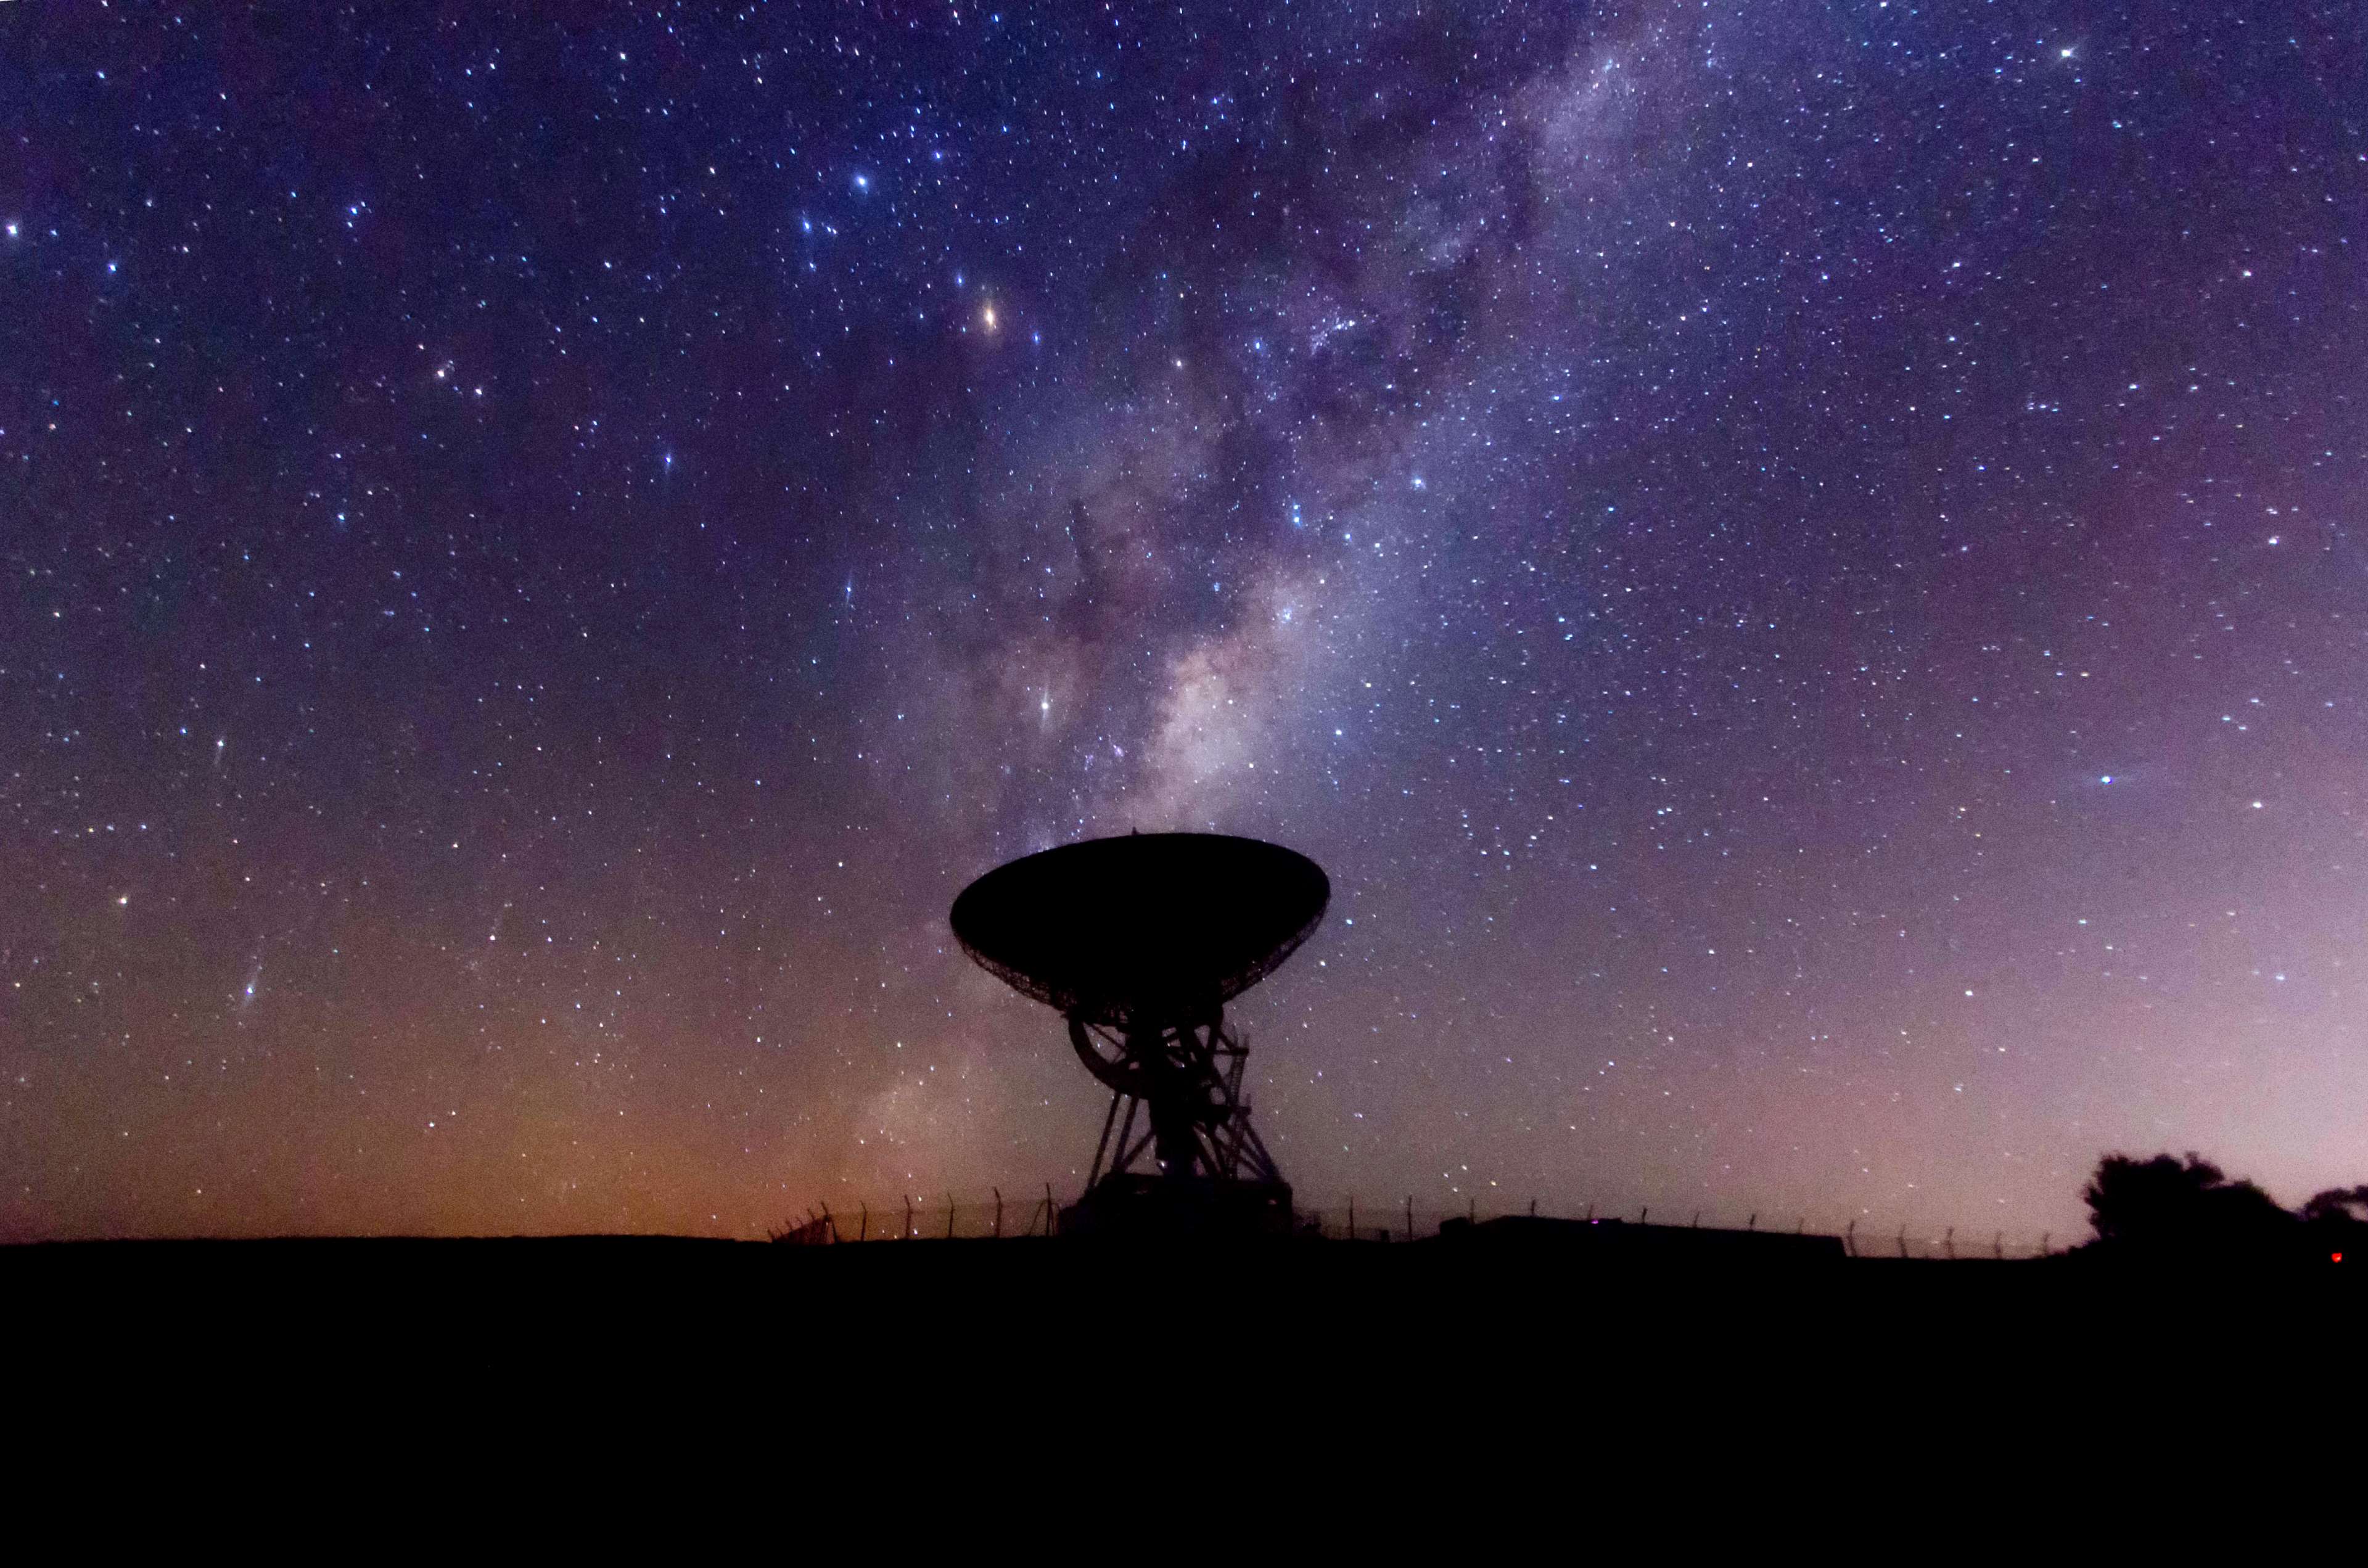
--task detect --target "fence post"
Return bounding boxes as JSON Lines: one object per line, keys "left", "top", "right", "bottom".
{"left": 1529, "top": 1198, "right": 1538, "bottom": 1218}
{"left": 1468, "top": 1197, "right": 1476, "bottom": 1225}
{"left": 947, "top": 1192, "right": 956, "bottom": 1240}
{"left": 1846, "top": 1219, "right": 1857, "bottom": 1257}
{"left": 1045, "top": 1182, "right": 1056, "bottom": 1238}
{"left": 1585, "top": 1201, "right": 1595, "bottom": 1221}
{"left": 1640, "top": 1205, "right": 1648, "bottom": 1225}
{"left": 1944, "top": 1226, "right": 1956, "bottom": 1260}
{"left": 1691, "top": 1210, "right": 1700, "bottom": 1229}
{"left": 1404, "top": 1196, "right": 1413, "bottom": 1242}
{"left": 1896, "top": 1225, "right": 1908, "bottom": 1258}
{"left": 992, "top": 1187, "right": 1004, "bottom": 1239}
{"left": 820, "top": 1201, "right": 836, "bottom": 1244}
{"left": 2041, "top": 1232, "right": 2051, "bottom": 1258}
{"left": 903, "top": 1194, "right": 914, "bottom": 1239}
{"left": 858, "top": 1202, "right": 869, "bottom": 1242}
{"left": 1747, "top": 1213, "right": 1757, "bottom": 1231}
{"left": 1993, "top": 1230, "right": 2003, "bottom": 1260}
{"left": 1347, "top": 1195, "right": 1355, "bottom": 1241}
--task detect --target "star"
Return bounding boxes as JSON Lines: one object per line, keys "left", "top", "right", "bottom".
{"left": 10, "top": 0, "right": 2358, "bottom": 1247}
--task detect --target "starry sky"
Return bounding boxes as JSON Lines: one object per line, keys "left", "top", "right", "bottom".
{"left": 5, "top": 1, "right": 2363, "bottom": 1245}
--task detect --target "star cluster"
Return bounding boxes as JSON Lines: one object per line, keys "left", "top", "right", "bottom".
{"left": 4, "top": 2, "right": 2363, "bottom": 1241}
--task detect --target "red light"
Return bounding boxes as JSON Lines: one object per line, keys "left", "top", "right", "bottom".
{"left": 2335, "top": 1252, "right": 2345, "bottom": 1263}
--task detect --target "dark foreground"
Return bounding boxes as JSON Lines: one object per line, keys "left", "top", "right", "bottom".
{"left": 7, "top": 1231, "right": 2345, "bottom": 1471}
{"left": 10, "top": 1228, "right": 2351, "bottom": 1350}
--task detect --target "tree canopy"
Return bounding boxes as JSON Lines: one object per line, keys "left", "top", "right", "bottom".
{"left": 2081, "top": 1152, "right": 2364, "bottom": 1261}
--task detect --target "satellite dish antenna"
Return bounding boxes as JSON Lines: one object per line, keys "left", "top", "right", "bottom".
{"left": 951, "top": 832, "right": 1328, "bottom": 1237}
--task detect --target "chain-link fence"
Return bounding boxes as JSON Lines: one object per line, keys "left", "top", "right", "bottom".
{"left": 772, "top": 1194, "right": 2068, "bottom": 1258}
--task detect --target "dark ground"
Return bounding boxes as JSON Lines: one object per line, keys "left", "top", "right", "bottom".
{"left": 10, "top": 1231, "right": 2350, "bottom": 1356}
{"left": 6, "top": 1233, "right": 2338, "bottom": 1485}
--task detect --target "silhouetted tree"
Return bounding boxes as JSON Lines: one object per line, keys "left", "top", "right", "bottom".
{"left": 2299, "top": 1184, "right": 2368, "bottom": 1260}
{"left": 2299, "top": 1185, "right": 2368, "bottom": 1225}
{"left": 2082, "top": 1152, "right": 2296, "bottom": 1257}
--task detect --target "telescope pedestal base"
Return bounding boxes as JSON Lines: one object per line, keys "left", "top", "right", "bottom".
{"left": 1058, "top": 1174, "right": 1294, "bottom": 1242}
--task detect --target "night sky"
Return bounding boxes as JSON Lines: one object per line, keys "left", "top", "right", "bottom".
{"left": 6, "top": 2, "right": 2363, "bottom": 1246}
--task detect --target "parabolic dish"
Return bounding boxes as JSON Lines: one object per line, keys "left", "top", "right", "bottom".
{"left": 950, "top": 832, "right": 1330, "bottom": 1028}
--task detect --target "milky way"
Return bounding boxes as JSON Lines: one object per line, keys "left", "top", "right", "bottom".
{"left": 5, "top": 2, "right": 2363, "bottom": 1244}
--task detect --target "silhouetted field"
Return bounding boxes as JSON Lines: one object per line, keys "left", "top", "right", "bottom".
{"left": 9, "top": 1231, "right": 2349, "bottom": 1316}
{"left": 8, "top": 1228, "right": 2353, "bottom": 1436}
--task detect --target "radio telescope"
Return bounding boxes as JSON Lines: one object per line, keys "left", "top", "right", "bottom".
{"left": 950, "top": 832, "right": 1329, "bottom": 1237}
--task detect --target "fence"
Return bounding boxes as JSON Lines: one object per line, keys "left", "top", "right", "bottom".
{"left": 771, "top": 1192, "right": 2067, "bottom": 1258}
{"left": 1289, "top": 1200, "right": 2063, "bottom": 1258}
{"left": 771, "top": 1187, "right": 1062, "bottom": 1244}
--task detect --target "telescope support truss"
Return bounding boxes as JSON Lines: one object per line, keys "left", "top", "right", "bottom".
{"left": 1069, "top": 1012, "right": 1283, "bottom": 1189}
